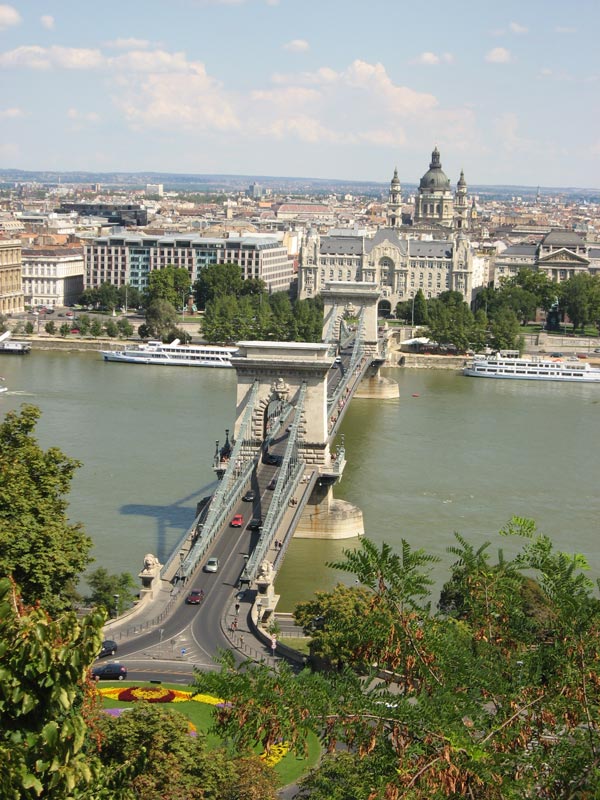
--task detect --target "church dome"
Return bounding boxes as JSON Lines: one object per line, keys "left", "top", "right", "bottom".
{"left": 419, "top": 146, "right": 451, "bottom": 192}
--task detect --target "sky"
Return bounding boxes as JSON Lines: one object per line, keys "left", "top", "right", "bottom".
{"left": 0, "top": 0, "right": 599, "bottom": 188}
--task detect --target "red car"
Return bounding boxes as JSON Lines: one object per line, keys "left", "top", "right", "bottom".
{"left": 230, "top": 514, "right": 244, "bottom": 527}
{"left": 185, "top": 589, "right": 204, "bottom": 605}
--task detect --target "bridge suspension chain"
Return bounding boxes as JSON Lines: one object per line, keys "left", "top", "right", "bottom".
{"left": 173, "top": 380, "right": 261, "bottom": 581}
{"left": 241, "top": 382, "right": 307, "bottom": 585}
{"left": 322, "top": 303, "right": 339, "bottom": 346}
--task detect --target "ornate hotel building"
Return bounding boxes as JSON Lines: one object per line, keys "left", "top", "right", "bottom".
{"left": 298, "top": 148, "right": 475, "bottom": 313}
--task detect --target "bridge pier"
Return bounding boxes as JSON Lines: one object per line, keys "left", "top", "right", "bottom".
{"left": 294, "top": 479, "right": 364, "bottom": 539}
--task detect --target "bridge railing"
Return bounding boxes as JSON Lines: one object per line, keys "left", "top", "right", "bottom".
{"left": 176, "top": 381, "right": 260, "bottom": 581}
{"left": 322, "top": 303, "right": 339, "bottom": 345}
{"left": 242, "top": 383, "right": 307, "bottom": 584}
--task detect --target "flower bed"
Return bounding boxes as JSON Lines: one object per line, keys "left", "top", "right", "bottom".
{"left": 98, "top": 686, "right": 223, "bottom": 705}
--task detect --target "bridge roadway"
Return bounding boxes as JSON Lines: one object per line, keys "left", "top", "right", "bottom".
{"left": 103, "top": 337, "right": 380, "bottom": 672}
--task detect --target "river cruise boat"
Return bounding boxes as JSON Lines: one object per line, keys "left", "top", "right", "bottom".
{"left": 100, "top": 339, "right": 237, "bottom": 368}
{"left": 0, "top": 331, "right": 31, "bottom": 354}
{"left": 464, "top": 354, "right": 600, "bottom": 383}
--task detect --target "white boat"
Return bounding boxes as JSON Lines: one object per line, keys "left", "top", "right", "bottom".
{"left": 463, "top": 354, "right": 600, "bottom": 383}
{"left": 99, "top": 339, "right": 237, "bottom": 368}
{"left": 0, "top": 377, "right": 6, "bottom": 394}
{"left": 0, "top": 331, "right": 31, "bottom": 354}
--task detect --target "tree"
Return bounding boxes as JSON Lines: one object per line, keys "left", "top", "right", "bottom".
{"left": 24, "top": 321, "right": 34, "bottom": 334}
{"left": 201, "top": 295, "right": 238, "bottom": 343}
{"left": 194, "top": 263, "right": 243, "bottom": 309}
{"left": 560, "top": 273, "right": 600, "bottom": 333}
{"left": 97, "top": 282, "right": 119, "bottom": 312}
{"left": 0, "top": 578, "right": 109, "bottom": 800}
{"left": 0, "top": 405, "right": 93, "bottom": 613}
{"left": 489, "top": 306, "right": 520, "bottom": 351}
{"left": 95, "top": 702, "right": 278, "bottom": 800}
{"left": 76, "top": 314, "right": 91, "bottom": 336}
{"left": 425, "top": 293, "right": 475, "bottom": 352}
{"left": 90, "top": 319, "right": 103, "bottom": 338}
{"left": 116, "top": 318, "right": 133, "bottom": 338}
{"left": 412, "top": 289, "right": 428, "bottom": 325}
{"left": 146, "top": 266, "right": 191, "bottom": 308}
{"left": 45, "top": 320, "right": 56, "bottom": 335}
{"left": 104, "top": 319, "right": 118, "bottom": 338}
{"left": 59, "top": 322, "right": 71, "bottom": 337}
{"left": 85, "top": 567, "right": 136, "bottom": 616}
{"left": 117, "top": 284, "right": 141, "bottom": 311}
{"left": 144, "top": 299, "right": 178, "bottom": 340}
{"left": 79, "top": 287, "right": 99, "bottom": 308}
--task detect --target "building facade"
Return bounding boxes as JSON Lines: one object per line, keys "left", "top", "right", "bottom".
{"left": 84, "top": 234, "right": 295, "bottom": 295}
{"left": 492, "top": 230, "right": 600, "bottom": 284}
{"left": 299, "top": 227, "right": 473, "bottom": 313}
{"left": 21, "top": 247, "right": 85, "bottom": 308}
{"left": 0, "top": 238, "right": 24, "bottom": 315}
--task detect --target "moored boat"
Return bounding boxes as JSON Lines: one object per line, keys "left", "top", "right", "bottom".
{"left": 463, "top": 354, "right": 600, "bottom": 383}
{"left": 99, "top": 339, "right": 237, "bottom": 367}
{"left": 0, "top": 331, "right": 31, "bottom": 354}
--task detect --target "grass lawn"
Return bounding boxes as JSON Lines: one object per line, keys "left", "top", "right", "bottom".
{"left": 97, "top": 682, "right": 320, "bottom": 786}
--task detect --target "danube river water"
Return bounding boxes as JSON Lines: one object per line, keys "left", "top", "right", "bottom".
{"left": 2, "top": 351, "right": 600, "bottom": 611}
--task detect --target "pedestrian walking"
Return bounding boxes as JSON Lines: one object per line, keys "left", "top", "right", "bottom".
{"left": 235, "top": 602, "right": 240, "bottom": 615}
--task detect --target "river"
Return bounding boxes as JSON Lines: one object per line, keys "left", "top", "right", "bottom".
{"left": 2, "top": 351, "right": 599, "bottom": 611}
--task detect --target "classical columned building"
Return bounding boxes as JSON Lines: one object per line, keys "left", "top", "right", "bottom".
{"left": 492, "top": 230, "right": 600, "bottom": 284}
{"left": 0, "top": 238, "right": 24, "bottom": 315}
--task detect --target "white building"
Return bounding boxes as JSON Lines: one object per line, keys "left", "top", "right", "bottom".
{"left": 21, "top": 247, "right": 85, "bottom": 308}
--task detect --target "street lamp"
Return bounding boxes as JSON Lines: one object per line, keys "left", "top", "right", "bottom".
{"left": 113, "top": 594, "right": 119, "bottom": 619}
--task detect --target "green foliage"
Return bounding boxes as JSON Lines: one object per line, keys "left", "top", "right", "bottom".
{"left": 97, "top": 282, "right": 120, "bottom": 312}
{"left": 489, "top": 307, "right": 520, "bottom": 351}
{"left": 201, "top": 292, "right": 323, "bottom": 344}
{"left": 194, "top": 263, "right": 244, "bottom": 310}
{"left": 144, "top": 299, "right": 178, "bottom": 339}
{"left": 44, "top": 320, "right": 56, "bottom": 335}
{"left": 76, "top": 315, "right": 90, "bottom": 336}
{"left": 116, "top": 318, "right": 133, "bottom": 338}
{"left": 559, "top": 273, "right": 600, "bottom": 333}
{"left": 413, "top": 288, "right": 428, "bottom": 325}
{"left": 95, "top": 701, "right": 278, "bottom": 800}
{"left": 117, "top": 284, "right": 141, "bottom": 310}
{"left": 0, "top": 405, "right": 93, "bottom": 613}
{"left": 211, "top": 528, "right": 600, "bottom": 798}
{"left": 146, "top": 266, "right": 191, "bottom": 308}
{"left": 104, "top": 319, "right": 118, "bottom": 338}
{"left": 0, "top": 578, "right": 107, "bottom": 799}
{"left": 423, "top": 292, "right": 476, "bottom": 352}
{"left": 59, "top": 323, "right": 71, "bottom": 337}
{"left": 89, "top": 319, "right": 103, "bottom": 338}
{"left": 85, "top": 568, "right": 136, "bottom": 616}
{"left": 24, "top": 321, "right": 34, "bottom": 335}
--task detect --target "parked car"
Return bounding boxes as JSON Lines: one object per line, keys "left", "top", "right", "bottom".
{"left": 204, "top": 557, "right": 219, "bottom": 573}
{"left": 91, "top": 662, "right": 127, "bottom": 681}
{"left": 247, "top": 517, "right": 263, "bottom": 530}
{"left": 242, "top": 490, "right": 256, "bottom": 502}
{"left": 576, "top": 353, "right": 588, "bottom": 359}
{"left": 185, "top": 589, "right": 204, "bottom": 605}
{"left": 99, "top": 639, "right": 118, "bottom": 658}
{"left": 230, "top": 513, "right": 244, "bottom": 527}
{"left": 550, "top": 352, "right": 564, "bottom": 358}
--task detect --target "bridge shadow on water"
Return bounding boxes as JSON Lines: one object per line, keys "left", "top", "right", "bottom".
{"left": 119, "top": 480, "right": 219, "bottom": 564}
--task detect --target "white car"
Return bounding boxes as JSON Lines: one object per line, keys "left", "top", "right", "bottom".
{"left": 204, "top": 557, "right": 219, "bottom": 573}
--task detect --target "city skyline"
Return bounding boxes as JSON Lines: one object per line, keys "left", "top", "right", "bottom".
{"left": 0, "top": 0, "right": 599, "bottom": 189}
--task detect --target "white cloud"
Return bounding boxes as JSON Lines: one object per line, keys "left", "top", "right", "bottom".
{"left": 494, "top": 112, "right": 532, "bottom": 152}
{"left": 106, "top": 37, "right": 151, "bottom": 50}
{"left": 67, "top": 108, "right": 100, "bottom": 123}
{"left": 109, "top": 49, "right": 191, "bottom": 73}
{"left": 485, "top": 47, "right": 511, "bottom": 64}
{"left": 0, "top": 4, "right": 20, "bottom": 30}
{"left": 509, "top": 22, "right": 528, "bottom": 34}
{"left": 40, "top": 15, "right": 55, "bottom": 30}
{"left": 413, "top": 51, "right": 454, "bottom": 66}
{"left": 0, "top": 45, "right": 103, "bottom": 69}
{"left": 0, "top": 106, "right": 23, "bottom": 118}
{"left": 283, "top": 39, "right": 309, "bottom": 53}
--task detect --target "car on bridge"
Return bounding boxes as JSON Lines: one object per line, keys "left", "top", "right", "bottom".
{"left": 185, "top": 589, "right": 204, "bottom": 605}
{"left": 267, "top": 476, "right": 277, "bottom": 490}
{"left": 91, "top": 662, "right": 127, "bottom": 681}
{"left": 230, "top": 513, "right": 244, "bottom": 527}
{"left": 242, "top": 490, "right": 256, "bottom": 502}
{"left": 247, "top": 517, "right": 263, "bottom": 530}
{"left": 263, "top": 452, "right": 282, "bottom": 466}
{"left": 204, "top": 557, "right": 219, "bottom": 573}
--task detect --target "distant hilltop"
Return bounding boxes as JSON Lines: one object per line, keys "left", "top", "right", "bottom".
{"left": 0, "top": 168, "right": 597, "bottom": 201}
